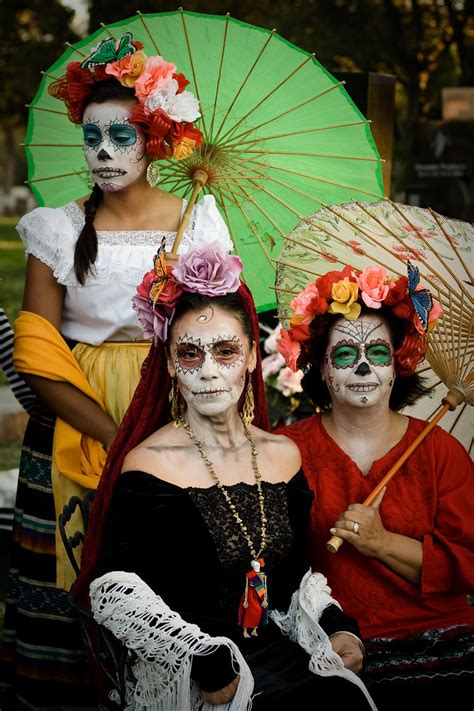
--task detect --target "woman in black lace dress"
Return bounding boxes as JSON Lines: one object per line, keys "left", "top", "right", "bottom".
{"left": 75, "top": 245, "right": 375, "bottom": 709}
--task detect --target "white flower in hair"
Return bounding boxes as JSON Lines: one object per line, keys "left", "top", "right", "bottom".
{"left": 145, "top": 79, "right": 201, "bottom": 122}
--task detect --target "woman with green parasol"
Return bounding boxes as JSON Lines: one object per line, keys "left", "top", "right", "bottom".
{"left": 0, "top": 35, "right": 230, "bottom": 709}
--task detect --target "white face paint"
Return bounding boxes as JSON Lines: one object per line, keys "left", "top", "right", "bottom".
{"left": 322, "top": 315, "right": 395, "bottom": 410}
{"left": 82, "top": 100, "right": 147, "bottom": 192}
{"left": 168, "top": 306, "right": 256, "bottom": 419}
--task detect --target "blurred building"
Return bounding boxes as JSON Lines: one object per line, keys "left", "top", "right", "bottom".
{"left": 407, "top": 88, "right": 474, "bottom": 222}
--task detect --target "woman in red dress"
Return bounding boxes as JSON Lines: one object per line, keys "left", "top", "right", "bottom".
{"left": 277, "top": 263, "right": 474, "bottom": 710}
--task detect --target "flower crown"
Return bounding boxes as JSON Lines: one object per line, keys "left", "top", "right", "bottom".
{"left": 49, "top": 32, "right": 203, "bottom": 161}
{"left": 278, "top": 263, "right": 443, "bottom": 376}
{"left": 132, "top": 242, "right": 243, "bottom": 343}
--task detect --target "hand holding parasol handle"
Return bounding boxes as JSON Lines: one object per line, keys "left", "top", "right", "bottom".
{"left": 326, "top": 387, "right": 467, "bottom": 554}
{"left": 172, "top": 169, "right": 209, "bottom": 254}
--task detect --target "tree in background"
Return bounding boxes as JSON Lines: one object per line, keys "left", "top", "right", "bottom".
{"left": 87, "top": 0, "right": 473, "bottom": 194}
{"left": 3, "top": 0, "right": 472, "bottom": 197}
{"left": 0, "top": 0, "right": 78, "bottom": 193}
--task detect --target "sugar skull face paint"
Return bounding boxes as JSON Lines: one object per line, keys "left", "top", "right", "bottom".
{"left": 323, "top": 315, "right": 395, "bottom": 409}
{"left": 83, "top": 101, "right": 147, "bottom": 192}
{"left": 168, "top": 307, "right": 256, "bottom": 418}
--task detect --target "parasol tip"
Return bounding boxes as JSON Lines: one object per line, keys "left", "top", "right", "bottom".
{"left": 442, "top": 386, "right": 469, "bottom": 411}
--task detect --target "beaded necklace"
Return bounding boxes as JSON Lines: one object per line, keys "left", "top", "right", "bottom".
{"left": 180, "top": 416, "right": 269, "bottom": 637}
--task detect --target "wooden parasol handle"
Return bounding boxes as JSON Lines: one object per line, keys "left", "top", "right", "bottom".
{"left": 326, "top": 388, "right": 465, "bottom": 554}
{"left": 172, "top": 169, "right": 209, "bottom": 254}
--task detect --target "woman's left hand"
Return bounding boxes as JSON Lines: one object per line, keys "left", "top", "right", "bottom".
{"left": 200, "top": 675, "right": 240, "bottom": 706}
{"left": 330, "top": 487, "right": 388, "bottom": 557}
{"left": 330, "top": 633, "right": 364, "bottom": 673}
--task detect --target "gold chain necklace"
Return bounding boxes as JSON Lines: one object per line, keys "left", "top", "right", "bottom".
{"left": 180, "top": 415, "right": 269, "bottom": 637}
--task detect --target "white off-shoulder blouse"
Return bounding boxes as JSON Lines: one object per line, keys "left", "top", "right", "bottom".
{"left": 17, "top": 196, "right": 232, "bottom": 345}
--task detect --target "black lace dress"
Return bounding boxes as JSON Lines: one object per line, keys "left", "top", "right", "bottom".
{"left": 101, "top": 469, "right": 372, "bottom": 709}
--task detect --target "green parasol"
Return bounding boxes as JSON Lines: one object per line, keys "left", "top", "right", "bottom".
{"left": 24, "top": 9, "right": 385, "bottom": 311}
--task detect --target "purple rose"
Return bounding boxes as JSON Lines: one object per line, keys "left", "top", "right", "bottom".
{"left": 173, "top": 242, "right": 242, "bottom": 296}
{"left": 132, "top": 294, "right": 175, "bottom": 343}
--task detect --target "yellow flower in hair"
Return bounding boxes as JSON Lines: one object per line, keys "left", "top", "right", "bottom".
{"left": 106, "top": 50, "right": 148, "bottom": 88}
{"left": 171, "top": 136, "right": 197, "bottom": 160}
{"left": 328, "top": 277, "right": 361, "bottom": 320}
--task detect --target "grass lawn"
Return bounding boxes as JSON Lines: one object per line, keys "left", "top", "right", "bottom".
{"left": 0, "top": 439, "right": 22, "bottom": 470}
{"left": 0, "top": 217, "right": 25, "bottom": 325}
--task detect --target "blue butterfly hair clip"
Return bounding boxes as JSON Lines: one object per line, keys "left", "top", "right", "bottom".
{"left": 407, "top": 261, "right": 433, "bottom": 332}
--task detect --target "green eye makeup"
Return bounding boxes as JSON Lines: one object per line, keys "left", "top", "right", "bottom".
{"left": 330, "top": 340, "right": 393, "bottom": 368}
{"left": 366, "top": 343, "right": 392, "bottom": 365}
{"left": 331, "top": 345, "right": 360, "bottom": 367}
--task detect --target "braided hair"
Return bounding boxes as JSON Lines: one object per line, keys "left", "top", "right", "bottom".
{"left": 74, "top": 80, "right": 136, "bottom": 284}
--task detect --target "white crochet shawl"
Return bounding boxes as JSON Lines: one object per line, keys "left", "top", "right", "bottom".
{"left": 90, "top": 570, "right": 376, "bottom": 710}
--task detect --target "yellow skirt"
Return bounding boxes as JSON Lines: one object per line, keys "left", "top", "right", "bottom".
{"left": 55, "top": 340, "right": 150, "bottom": 590}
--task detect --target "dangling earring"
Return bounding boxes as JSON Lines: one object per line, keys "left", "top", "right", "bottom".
{"left": 169, "top": 378, "right": 182, "bottom": 428}
{"left": 146, "top": 160, "right": 161, "bottom": 188}
{"left": 241, "top": 377, "right": 255, "bottom": 429}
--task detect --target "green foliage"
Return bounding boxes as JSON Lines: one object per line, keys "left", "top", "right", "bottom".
{"left": 0, "top": 0, "right": 79, "bottom": 127}
{"left": 0, "top": 219, "right": 26, "bottom": 324}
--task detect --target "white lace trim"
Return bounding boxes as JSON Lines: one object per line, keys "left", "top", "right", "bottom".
{"left": 90, "top": 571, "right": 254, "bottom": 711}
{"left": 270, "top": 570, "right": 377, "bottom": 710}
{"left": 90, "top": 570, "right": 377, "bottom": 711}
{"left": 17, "top": 196, "right": 232, "bottom": 287}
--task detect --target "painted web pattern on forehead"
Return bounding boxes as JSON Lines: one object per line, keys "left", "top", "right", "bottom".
{"left": 333, "top": 319, "right": 383, "bottom": 343}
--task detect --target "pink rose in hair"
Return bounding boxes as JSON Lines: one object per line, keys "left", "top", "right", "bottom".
{"left": 277, "top": 328, "right": 301, "bottom": 372}
{"left": 173, "top": 243, "right": 242, "bottom": 296}
{"left": 357, "top": 266, "right": 390, "bottom": 308}
{"left": 134, "top": 56, "right": 177, "bottom": 101}
{"left": 132, "top": 294, "right": 175, "bottom": 344}
{"left": 290, "top": 283, "right": 328, "bottom": 323}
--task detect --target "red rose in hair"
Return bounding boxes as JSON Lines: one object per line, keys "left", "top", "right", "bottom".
{"left": 135, "top": 268, "right": 157, "bottom": 300}
{"left": 392, "top": 296, "right": 415, "bottom": 322}
{"left": 173, "top": 72, "right": 190, "bottom": 94}
{"left": 316, "top": 265, "right": 355, "bottom": 299}
{"left": 384, "top": 276, "right": 408, "bottom": 306}
{"left": 48, "top": 62, "right": 95, "bottom": 124}
{"left": 168, "top": 120, "right": 186, "bottom": 142}
{"left": 182, "top": 123, "right": 203, "bottom": 147}
{"left": 93, "top": 65, "right": 109, "bottom": 82}
{"left": 156, "top": 274, "right": 183, "bottom": 307}
{"left": 288, "top": 323, "right": 311, "bottom": 343}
